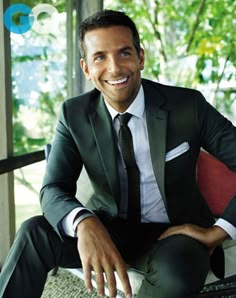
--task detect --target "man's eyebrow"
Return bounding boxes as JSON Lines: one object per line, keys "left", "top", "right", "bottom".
{"left": 119, "top": 46, "right": 132, "bottom": 52}
{"left": 92, "top": 46, "right": 133, "bottom": 57}
{"left": 92, "top": 51, "right": 106, "bottom": 57}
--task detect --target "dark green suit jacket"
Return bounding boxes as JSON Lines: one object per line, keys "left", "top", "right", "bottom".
{"left": 40, "top": 79, "right": 236, "bottom": 278}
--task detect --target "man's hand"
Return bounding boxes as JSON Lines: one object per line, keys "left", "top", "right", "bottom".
{"left": 159, "top": 224, "right": 228, "bottom": 255}
{"left": 76, "top": 216, "right": 132, "bottom": 298}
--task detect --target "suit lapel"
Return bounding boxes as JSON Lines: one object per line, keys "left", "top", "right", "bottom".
{"left": 143, "top": 80, "right": 168, "bottom": 208}
{"left": 88, "top": 94, "right": 120, "bottom": 202}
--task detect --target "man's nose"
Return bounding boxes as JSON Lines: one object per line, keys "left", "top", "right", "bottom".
{"left": 107, "top": 57, "right": 121, "bottom": 74}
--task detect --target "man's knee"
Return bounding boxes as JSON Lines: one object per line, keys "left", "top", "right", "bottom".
{"left": 20, "top": 215, "right": 48, "bottom": 230}
{"left": 137, "top": 235, "right": 209, "bottom": 297}
{"left": 16, "top": 215, "right": 55, "bottom": 252}
{"left": 18, "top": 215, "right": 52, "bottom": 238}
{"left": 12, "top": 215, "right": 62, "bottom": 269}
{"left": 153, "top": 234, "right": 210, "bottom": 272}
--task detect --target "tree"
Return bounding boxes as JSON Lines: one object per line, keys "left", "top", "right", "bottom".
{"left": 105, "top": 0, "right": 236, "bottom": 118}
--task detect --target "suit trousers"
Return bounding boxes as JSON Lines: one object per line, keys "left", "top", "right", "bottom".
{"left": 0, "top": 215, "right": 210, "bottom": 298}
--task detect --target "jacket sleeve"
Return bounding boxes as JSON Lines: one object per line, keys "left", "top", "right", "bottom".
{"left": 40, "top": 101, "right": 84, "bottom": 236}
{"left": 196, "top": 92, "right": 236, "bottom": 227}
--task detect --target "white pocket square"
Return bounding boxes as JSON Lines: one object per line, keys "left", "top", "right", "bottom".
{"left": 165, "top": 142, "right": 190, "bottom": 162}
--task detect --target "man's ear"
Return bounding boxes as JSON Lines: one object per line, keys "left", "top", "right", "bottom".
{"left": 139, "top": 48, "right": 145, "bottom": 70}
{"left": 80, "top": 58, "right": 91, "bottom": 80}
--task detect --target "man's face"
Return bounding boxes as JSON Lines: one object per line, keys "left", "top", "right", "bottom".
{"left": 80, "top": 26, "right": 145, "bottom": 112}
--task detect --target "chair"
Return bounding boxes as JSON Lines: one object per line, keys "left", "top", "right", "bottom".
{"left": 45, "top": 146, "right": 236, "bottom": 297}
{"left": 197, "top": 151, "right": 236, "bottom": 296}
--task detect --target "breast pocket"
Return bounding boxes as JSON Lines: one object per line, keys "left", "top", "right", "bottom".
{"left": 165, "top": 142, "right": 190, "bottom": 162}
{"left": 165, "top": 142, "right": 195, "bottom": 187}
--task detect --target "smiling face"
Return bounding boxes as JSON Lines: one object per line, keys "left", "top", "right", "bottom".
{"left": 80, "top": 26, "right": 145, "bottom": 112}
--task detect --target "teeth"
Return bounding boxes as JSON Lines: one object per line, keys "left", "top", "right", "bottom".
{"left": 107, "top": 77, "right": 128, "bottom": 85}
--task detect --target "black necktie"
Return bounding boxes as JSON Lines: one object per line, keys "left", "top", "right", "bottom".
{"left": 117, "top": 113, "right": 141, "bottom": 223}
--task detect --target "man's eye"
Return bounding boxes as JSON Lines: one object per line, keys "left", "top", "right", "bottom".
{"left": 94, "top": 55, "right": 105, "bottom": 62}
{"left": 120, "top": 51, "right": 130, "bottom": 57}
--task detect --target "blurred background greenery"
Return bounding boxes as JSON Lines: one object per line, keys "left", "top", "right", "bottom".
{"left": 106, "top": 0, "right": 236, "bottom": 117}
{"left": 11, "top": 0, "right": 236, "bottom": 157}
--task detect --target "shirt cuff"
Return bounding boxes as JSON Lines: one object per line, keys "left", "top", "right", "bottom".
{"left": 61, "top": 207, "right": 95, "bottom": 237}
{"left": 214, "top": 218, "right": 236, "bottom": 240}
{"left": 72, "top": 210, "right": 95, "bottom": 236}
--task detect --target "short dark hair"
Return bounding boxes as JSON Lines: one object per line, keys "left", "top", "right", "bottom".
{"left": 79, "top": 9, "right": 141, "bottom": 59}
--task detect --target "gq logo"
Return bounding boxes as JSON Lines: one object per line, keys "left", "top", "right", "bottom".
{"left": 3, "top": 4, "right": 58, "bottom": 34}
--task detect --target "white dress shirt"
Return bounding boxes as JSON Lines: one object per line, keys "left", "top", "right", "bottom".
{"left": 105, "top": 86, "right": 169, "bottom": 223}
{"left": 62, "top": 85, "right": 236, "bottom": 239}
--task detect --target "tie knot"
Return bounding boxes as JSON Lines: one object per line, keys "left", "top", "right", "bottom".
{"left": 117, "top": 113, "right": 132, "bottom": 126}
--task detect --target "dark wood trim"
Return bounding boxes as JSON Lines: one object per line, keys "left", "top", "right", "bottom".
{"left": 0, "top": 150, "right": 45, "bottom": 175}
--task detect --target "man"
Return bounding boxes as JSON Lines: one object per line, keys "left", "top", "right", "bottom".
{"left": 1, "top": 9, "right": 236, "bottom": 298}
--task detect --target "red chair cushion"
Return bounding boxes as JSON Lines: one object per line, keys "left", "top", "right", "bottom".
{"left": 197, "top": 151, "right": 236, "bottom": 217}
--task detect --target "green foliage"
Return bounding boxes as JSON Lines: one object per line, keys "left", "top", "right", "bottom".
{"left": 105, "top": 0, "right": 236, "bottom": 117}
{"left": 11, "top": 0, "right": 236, "bottom": 157}
{"left": 10, "top": 0, "right": 65, "bottom": 13}
{"left": 11, "top": 1, "right": 66, "bottom": 155}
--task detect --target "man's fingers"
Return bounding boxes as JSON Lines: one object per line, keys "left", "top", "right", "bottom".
{"left": 104, "top": 267, "right": 117, "bottom": 298}
{"left": 94, "top": 270, "right": 105, "bottom": 296}
{"left": 116, "top": 266, "right": 132, "bottom": 298}
{"left": 76, "top": 217, "right": 131, "bottom": 297}
{"left": 83, "top": 264, "right": 131, "bottom": 298}
{"left": 158, "top": 225, "right": 187, "bottom": 240}
{"left": 83, "top": 267, "right": 93, "bottom": 292}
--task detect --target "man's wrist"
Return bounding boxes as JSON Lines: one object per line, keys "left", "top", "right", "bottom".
{"left": 214, "top": 218, "right": 236, "bottom": 240}
{"left": 73, "top": 210, "right": 96, "bottom": 236}
{"left": 208, "top": 225, "right": 228, "bottom": 246}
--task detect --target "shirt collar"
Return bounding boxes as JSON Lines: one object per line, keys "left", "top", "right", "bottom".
{"left": 104, "top": 85, "right": 145, "bottom": 121}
